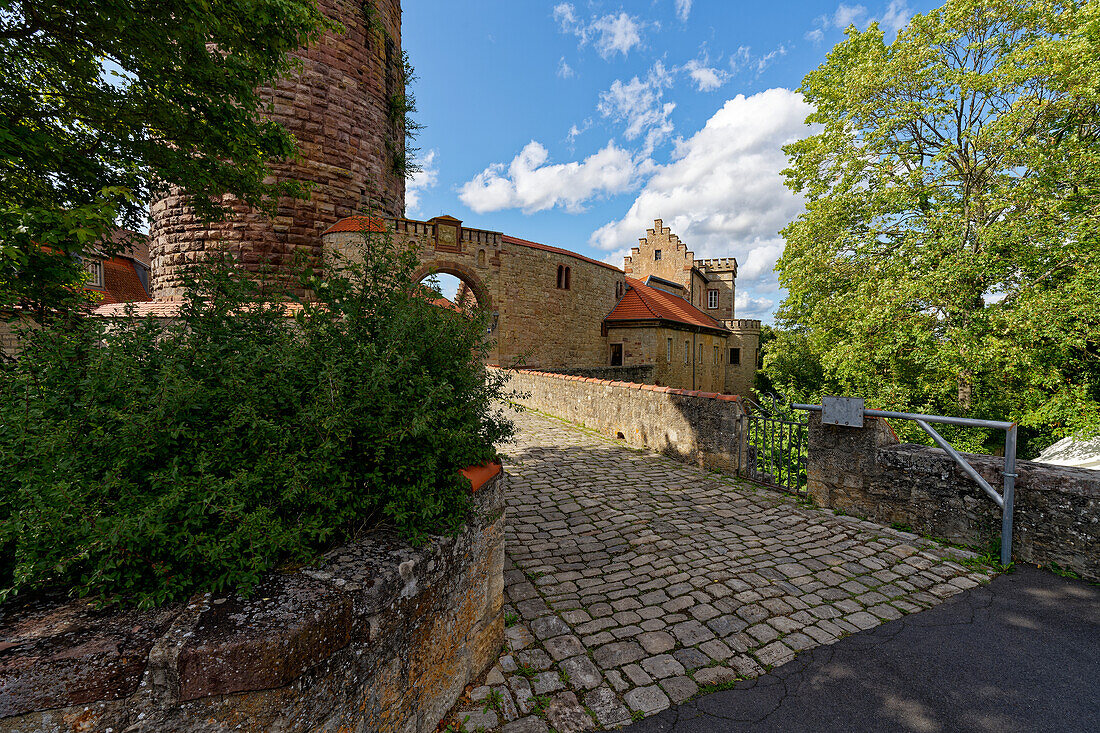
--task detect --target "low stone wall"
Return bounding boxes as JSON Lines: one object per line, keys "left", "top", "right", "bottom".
{"left": 807, "top": 413, "right": 1100, "bottom": 580}
{"left": 498, "top": 367, "right": 744, "bottom": 474}
{"left": 538, "top": 364, "right": 657, "bottom": 384}
{"left": 0, "top": 469, "right": 506, "bottom": 732}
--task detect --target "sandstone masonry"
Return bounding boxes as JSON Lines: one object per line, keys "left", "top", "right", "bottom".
{"left": 806, "top": 413, "right": 1100, "bottom": 580}
{"left": 0, "top": 470, "right": 506, "bottom": 732}
{"left": 149, "top": 0, "right": 406, "bottom": 299}
{"left": 497, "top": 367, "right": 746, "bottom": 475}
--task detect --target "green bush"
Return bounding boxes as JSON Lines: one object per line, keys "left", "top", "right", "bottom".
{"left": 0, "top": 233, "right": 514, "bottom": 608}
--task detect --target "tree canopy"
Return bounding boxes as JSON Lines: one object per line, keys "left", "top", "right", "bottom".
{"left": 0, "top": 0, "right": 329, "bottom": 315}
{"left": 772, "top": 0, "right": 1100, "bottom": 455}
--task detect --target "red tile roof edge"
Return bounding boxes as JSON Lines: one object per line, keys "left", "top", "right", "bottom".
{"left": 460, "top": 461, "right": 502, "bottom": 493}
{"left": 322, "top": 216, "right": 388, "bottom": 235}
{"left": 490, "top": 366, "right": 741, "bottom": 403}
{"left": 501, "top": 235, "right": 624, "bottom": 273}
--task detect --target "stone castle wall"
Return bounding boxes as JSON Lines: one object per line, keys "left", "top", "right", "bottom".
{"left": 606, "top": 326, "right": 728, "bottom": 394}
{"left": 0, "top": 470, "right": 506, "bottom": 733}
{"left": 806, "top": 413, "right": 1100, "bottom": 580}
{"left": 324, "top": 222, "right": 627, "bottom": 371}
{"left": 724, "top": 319, "right": 761, "bottom": 397}
{"left": 499, "top": 367, "right": 745, "bottom": 474}
{"left": 497, "top": 238, "right": 624, "bottom": 370}
{"left": 149, "top": 0, "right": 406, "bottom": 299}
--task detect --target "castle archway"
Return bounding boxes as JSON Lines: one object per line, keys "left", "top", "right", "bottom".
{"left": 413, "top": 260, "right": 491, "bottom": 312}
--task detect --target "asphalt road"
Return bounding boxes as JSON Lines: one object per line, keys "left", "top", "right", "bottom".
{"left": 624, "top": 566, "right": 1100, "bottom": 733}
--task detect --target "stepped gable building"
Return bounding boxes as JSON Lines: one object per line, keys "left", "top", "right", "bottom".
{"left": 321, "top": 215, "right": 761, "bottom": 396}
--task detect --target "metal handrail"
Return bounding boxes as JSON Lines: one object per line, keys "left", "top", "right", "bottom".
{"left": 794, "top": 403, "right": 1018, "bottom": 566}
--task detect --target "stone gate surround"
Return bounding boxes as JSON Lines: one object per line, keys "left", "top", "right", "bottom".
{"left": 0, "top": 468, "right": 505, "bottom": 732}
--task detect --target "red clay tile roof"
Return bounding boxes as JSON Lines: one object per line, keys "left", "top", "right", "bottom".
{"left": 605, "top": 277, "right": 728, "bottom": 332}
{"left": 501, "top": 235, "right": 623, "bottom": 273}
{"left": 322, "top": 216, "right": 388, "bottom": 235}
{"left": 88, "top": 256, "right": 151, "bottom": 306}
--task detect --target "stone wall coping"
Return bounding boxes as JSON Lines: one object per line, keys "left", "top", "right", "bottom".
{"left": 494, "top": 366, "right": 742, "bottom": 402}
{"left": 0, "top": 469, "right": 505, "bottom": 720}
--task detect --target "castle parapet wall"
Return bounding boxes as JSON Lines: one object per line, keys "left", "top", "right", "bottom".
{"left": 496, "top": 367, "right": 746, "bottom": 475}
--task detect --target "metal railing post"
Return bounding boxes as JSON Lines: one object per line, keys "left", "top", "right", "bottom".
{"left": 1001, "top": 424, "right": 1018, "bottom": 566}
{"left": 794, "top": 401, "right": 1019, "bottom": 567}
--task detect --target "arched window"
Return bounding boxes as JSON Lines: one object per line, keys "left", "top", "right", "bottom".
{"left": 557, "top": 265, "right": 564, "bottom": 289}
{"left": 564, "top": 267, "right": 571, "bottom": 290}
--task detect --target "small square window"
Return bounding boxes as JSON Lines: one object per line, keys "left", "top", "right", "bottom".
{"left": 654, "top": 249, "right": 662, "bottom": 261}
{"left": 730, "top": 347, "right": 741, "bottom": 365}
{"left": 708, "top": 290, "right": 719, "bottom": 309}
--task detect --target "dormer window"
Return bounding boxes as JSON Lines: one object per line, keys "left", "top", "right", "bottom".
{"left": 84, "top": 258, "right": 104, "bottom": 289}
{"left": 654, "top": 249, "right": 662, "bottom": 261}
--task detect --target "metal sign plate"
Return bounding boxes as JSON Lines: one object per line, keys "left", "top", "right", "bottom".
{"left": 822, "top": 396, "right": 865, "bottom": 427}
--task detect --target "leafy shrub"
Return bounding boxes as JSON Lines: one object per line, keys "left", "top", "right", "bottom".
{"left": 0, "top": 232, "right": 514, "bottom": 607}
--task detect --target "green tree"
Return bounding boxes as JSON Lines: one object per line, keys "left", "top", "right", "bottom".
{"left": 0, "top": 0, "right": 329, "bottom": 316}
{"left": 775, "top": 0, "right": 1100, "bottom": 456}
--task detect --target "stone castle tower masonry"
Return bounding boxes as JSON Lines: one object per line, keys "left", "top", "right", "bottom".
{"left": 148, "top": 0, "right": 405, "bottom": 299}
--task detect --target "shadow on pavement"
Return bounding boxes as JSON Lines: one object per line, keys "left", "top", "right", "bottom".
{"left": 625, "top": 567, "right": 1099, "bottom": 733}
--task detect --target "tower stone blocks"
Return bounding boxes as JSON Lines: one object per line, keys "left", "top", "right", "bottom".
{"left": 149, "top": 0, "right": 406, "bottom": 299}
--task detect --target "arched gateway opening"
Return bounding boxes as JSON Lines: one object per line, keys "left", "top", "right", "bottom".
{"left": 412, "top": 261, "right": 491, "bottom": 314}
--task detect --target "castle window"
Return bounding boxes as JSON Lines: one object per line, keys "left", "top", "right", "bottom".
{"left": 654, "top": 249, "right": 662, "bottom": 261}
{"left": 684, "top": 340, "right": 689, "bottom": 364}
{"left": 556, "top": 265, "right": 564, "bottom": 289}
{"left": 564, "top": 266, "right": 571, "bottom": 290}
{"left": 610, "top": 343, "right": 623, "bottom": 366}
{"left": 666, "top": 337, "right": 672, "bottom": 362}
{"left": 714, "top": 346, "right": 719, "bottom": 365}
{"left": 698, "top": 343, "right": 703, "bottom": 363}
{"left": 730, "top": 347, "right": 741, "bottom": 365}
{"left": 708, "top": 289, "right": 719, "bottom": 309}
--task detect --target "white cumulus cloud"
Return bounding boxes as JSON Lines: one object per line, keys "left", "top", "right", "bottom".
{"left": 879, "top": 0, "right": 913, "bottom": 34}
{"left": 833, "top": 3, "right": 868, "bottom": 28}
{"left": 554, "top": 3, "right": 646, "bottom": 59}
{"left": 808, "top": 1, "right": 911, "bottom": 42}
{"left": 588, "top": 88, "right": 815, "bottom": 322}
{"left": 598, "top": 61, "right": 676, "bottom": 153}
{"left": 405, "top": 149, "right": 438, "bottom": 216}
{"left": 683, "top": 57, "right": 729, "bottom": 92}
{"left": 458, "top": 141, "right": 647, "bottom": 215}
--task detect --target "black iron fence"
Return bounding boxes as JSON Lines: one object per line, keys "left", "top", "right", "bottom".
{"left": 738, "top": 395, "right": 808, "bottom": 495}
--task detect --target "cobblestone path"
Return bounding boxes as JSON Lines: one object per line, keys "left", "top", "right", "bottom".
{"left": 450, "top": 408, "right": 994, "bottom": 733}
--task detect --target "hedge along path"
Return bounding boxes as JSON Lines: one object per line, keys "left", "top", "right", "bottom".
{"left": 447, "top": 407, "right": 994, "bottom": 731}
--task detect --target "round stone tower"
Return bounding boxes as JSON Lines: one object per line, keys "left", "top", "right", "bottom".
{"left": 148, "top": 0, "right": 405, "bottom": 299}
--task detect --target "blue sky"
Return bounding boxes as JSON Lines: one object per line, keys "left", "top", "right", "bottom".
{"left": 404, "top": 1, "right": 938, "bottom": 321}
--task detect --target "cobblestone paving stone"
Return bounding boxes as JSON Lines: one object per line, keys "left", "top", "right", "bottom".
{"left": 452, "top": 408, "right": 994, "bottom": 731}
